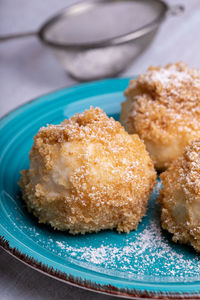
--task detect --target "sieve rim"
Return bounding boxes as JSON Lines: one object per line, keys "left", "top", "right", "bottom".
{"left": 38, "top": 0, "right": 168, "bottom": 50}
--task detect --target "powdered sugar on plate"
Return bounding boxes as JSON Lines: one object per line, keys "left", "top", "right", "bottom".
{"left": 12, "top": 180, "right": 200, "bottom": 283}
{"left": 53, "top": 217, "right": 200, "bottom": 282}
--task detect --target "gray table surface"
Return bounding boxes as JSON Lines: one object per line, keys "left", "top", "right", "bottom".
{"left": 1, "top": 0, "right": 200, "bottom": 299}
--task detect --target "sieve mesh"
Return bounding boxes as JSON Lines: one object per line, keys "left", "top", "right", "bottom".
{"left": 43, "top": 0, "right": 166, "bottom": 46}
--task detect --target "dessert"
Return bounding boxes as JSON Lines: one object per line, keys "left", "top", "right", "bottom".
{"left": 120, "top": 62, "right": 200, "bottom": 170}
{"left": 19, "top": 107, "right": 156, "bottom": 234}
{"left": 159, "top": 140, "right": 200, "bottom": 252}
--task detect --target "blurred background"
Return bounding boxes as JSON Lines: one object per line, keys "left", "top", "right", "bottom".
{"left": 1, "top": 0, "right": 200, "bottom": 118}
{"left": 1, "top": 0, "right": 200, "bottom": 299}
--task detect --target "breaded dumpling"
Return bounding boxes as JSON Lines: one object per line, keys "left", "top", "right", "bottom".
{"left": 19, "top": 107, "right": 156, "bottom": 235}
{"left": 159, "top": 140, "right": 200, "bottom": 252}
{"left": 120, "top": 62, "right": 200, "bottom": 170}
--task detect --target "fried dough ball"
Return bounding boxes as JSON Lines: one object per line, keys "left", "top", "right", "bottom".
{"left": 120, "top": 62, "right": 200, "bottom": 170}
{"left": 159, "top": 140, "right": 200, "bottom": 252}
{"left": 19, "top": 107, "right": 156, "bottom": 235}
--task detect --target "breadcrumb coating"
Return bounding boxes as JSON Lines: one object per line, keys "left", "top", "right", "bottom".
{"left": 120, "top": 62, "right": 200, "bottom": 170}
{"left": 159, "top": 140, "right": 200, "bottom": 252}
{"left": 19, "top": 107, "right": 156, "bottom": 235}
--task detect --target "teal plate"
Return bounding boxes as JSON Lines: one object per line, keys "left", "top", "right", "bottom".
{"left": 1, "top": 78, "right": 200, "bottom": 299}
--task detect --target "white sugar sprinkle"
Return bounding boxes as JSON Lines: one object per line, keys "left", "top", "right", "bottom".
{"left": 53, "top": 216, "right": 200, "bottom": 282}
{"left": 147, "top": 67, "right": 191, "bottom": 88}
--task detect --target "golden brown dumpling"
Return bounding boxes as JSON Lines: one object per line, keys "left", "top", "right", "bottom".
{"left": 120, "top": 62, "right": 200, "bottom": 170}
{"left": 159, "top": 139, "right": 200, "bottom": 252}
{"left": 19, "top": 107, "right": 156, "bottom": 234}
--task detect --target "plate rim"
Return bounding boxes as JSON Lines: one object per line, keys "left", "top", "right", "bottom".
{"left": 1, "top": 236, "right": 200, "bottom": 300}
{"left": 1, "top": 77, "right": 200, "bottom": 299}
{"left": 0, "top": 77, "right": 130, "bottom": 123}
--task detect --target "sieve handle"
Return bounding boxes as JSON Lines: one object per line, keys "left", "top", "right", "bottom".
{"left": 0, "top": 31, "right": 37, "bottom": 42}
{"left": 168, "top": 5, "right": 184, "bottom": 16}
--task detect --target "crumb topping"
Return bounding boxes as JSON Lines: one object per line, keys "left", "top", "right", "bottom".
{"left": 121, "top": 62, "right": 200, "bottom": 169}
{"left": 177, "top": 140, "right": 200, "bottom": 196}
{"left": 19, "top": 107, "right": 156, "bottom": 234}
{"left": 124, "top": 62, "right": 200, "bottom": 136}
{"left": 159, "top": 139, "right": 200, "bottom": 252}
{"left": 38, "top": 107, "right": 123, "bottom": 144}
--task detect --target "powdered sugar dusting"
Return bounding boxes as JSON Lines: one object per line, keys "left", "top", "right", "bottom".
{"left": 149, "top": 67, "right": 191, "bottom": 88}
{"left": 123, "top": 63, "right": 200, "bottom": 166}
{"left": 140, "top": 63, "right": 200, "bottom": 91}
{"left": 48, "top": 182, "right": 200, "bottom": 282}
{"left": 53, "top": 217, "right": 200, "bottom": 282}
{"left": 9, "top": 181, "right": 200, "bottom": 283}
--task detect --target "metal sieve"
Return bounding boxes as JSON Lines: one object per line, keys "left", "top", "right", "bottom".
{"left": 1, "top": 0, "right": 184, "bottom": 81}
